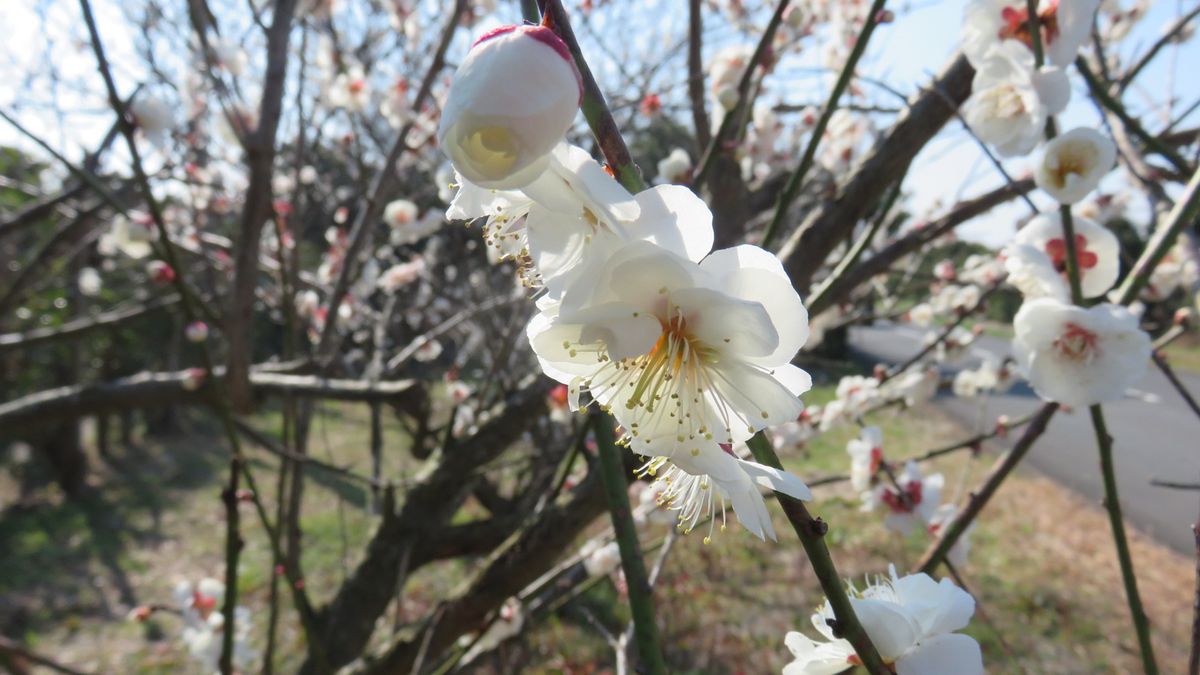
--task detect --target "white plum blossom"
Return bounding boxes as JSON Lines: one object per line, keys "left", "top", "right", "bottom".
{"left": 210, "top": 37, "right": 248, "bottom": 75}
{"left": 928, "top": 504, "right": 973, "bottom": 568}
{"left": 932, "top": 326, "right": 977, "bottom": 364}
{"left": 863, "top": 460, "right": 944, "bottom": 535}
{"left": 783, "top": 566, "right": 982, "bottom": 675}
{"left": 1013, "top": 297, "right": 1151, "bottom": 407}
{"left": 378, "top": 259, "right": 425, "bottom": 293}
{"left": 528, "top": 242, "right": 813, "bottom": 539}
{"left": 886, "top": 365, "right": 941, "bottom": 407}
{"left": 77, "top": 267, "right": 103, "bottom": 297}
{"left": 437, "top": 25, "right": 581, "bottom": 189}
{"left": 963, "top": 42, "right": 1069, "bottom": 157}
{"left": 582, "top": 540, "right": 622, "bottom": 577}
{"left": 962, "top": 0, "right": 1101, "bottom": 69}
{"left": 847, "top": 426, "right": 884, "bottom": 491}
{"left": 172, "top": 578, "right": 257, "bottom": 674}
{"left": 129, "top": 94, "right": 175, "bottom": 145}
{"left": 384, "top": 199, "right": 419, "bottom": 228}
{"left": 453, "top": 143, "right": 712, "bottom": 300}
{"left": 655, "top": 147, "right": 693, "bottom": 185}
{"left": 953, "top": 357, "right": 1016, "bottom": 397}
{"left": 99, "top": 213, "right": 159, "bottom": 259}
{"left": 907, "top": 302, "right": 935, "bottom": 327}
{"left": 328, "top": 64, "right": 371, "bottom": 111}
{"left": 1035, "top": 127, "right": 1117, "bottom": 204}
{"left": 642, "top": 441, "right": 812, "bottom": 541}
{"left": 390, "top": 211, "right": 443, "bottom": 247}
{"left": 1012, "top": 212, "right": 1120, "bottom": 298}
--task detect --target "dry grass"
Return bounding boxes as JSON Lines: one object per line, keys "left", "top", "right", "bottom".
{"left": 0, "top": 390, "right": 1193, "bottom": 674}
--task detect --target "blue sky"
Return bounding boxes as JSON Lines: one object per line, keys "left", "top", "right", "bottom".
{"left": 1, "top": 0, "right": 1196, "bottom": 247}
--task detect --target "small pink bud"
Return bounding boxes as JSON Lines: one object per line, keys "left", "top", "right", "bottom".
{"left": 185, "top": 321, "right": 208, "bottom": 343}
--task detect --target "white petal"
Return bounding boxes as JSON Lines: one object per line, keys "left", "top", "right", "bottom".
{"left": 895, "top": 633, "right": 984, "bottom": 675}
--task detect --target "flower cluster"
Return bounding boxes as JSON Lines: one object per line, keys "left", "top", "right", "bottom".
{"left": 440, "top": 24, "right": 815, "bottom": 541}
{"left": 959, "top": 0, "right": 1151, "bottom": 408}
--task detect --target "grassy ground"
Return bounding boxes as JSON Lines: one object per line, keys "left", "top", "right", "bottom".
{"left": 1165, "top": 331, "right": 1200, "bottom": 375}
{"left": 0, "top": 386, "right": 1193, "bottom": 673}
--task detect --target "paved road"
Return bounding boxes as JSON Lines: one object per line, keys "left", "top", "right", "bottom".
{"left": 848, "top": 322, "right": 1200, "bottom": 554}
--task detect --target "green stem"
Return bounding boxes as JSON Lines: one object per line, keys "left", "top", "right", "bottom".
{"left": 1076, "top": 58, "right": 1192, "bottom": 174}
{"left": 542, "top": 0, "right": 645, "bottom": 193}
{"left": 1115, "top": 165, "right": 1200, "bottom": 305}
{"left": 760, "top": 0, "right": 889, "bottom": 251}
{"left": 591, "top": 415, "right": 667, "bottom": 674}
{"left": 1090, "top": 405, "right": 1159, "bottom": 674}
{"left": 745, "top": 434, "right": 890, "bottom": 674}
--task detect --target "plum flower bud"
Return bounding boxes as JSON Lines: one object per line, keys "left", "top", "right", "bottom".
{"left": 1035, "top": 127, "right": 1117, "bottom": 204}
{"left": 185, "top": 321, "right": 209, "bottom": 343}
{"left": 437, "top": 25, "right": 582, "bottom": 189}
{"left": 384, "top": 199, "right": 419, "bottom": 227}
{"left": 78, "top": 267, "right": 103, "bottom": 297}
{"left": 128, "top": 605, "right": 153, "bottom": 622}
{"left": 147, "top": 260, "right": 176, "bottom": 284}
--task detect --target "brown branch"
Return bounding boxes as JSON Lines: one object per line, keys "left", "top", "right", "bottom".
{"left": 298, "top": 378, "right": 553, "bottom": 673}
{"left": 687, "top": 0, "right": 710, "bottom": 149}
{"left": 0, "top": 368, "right": 417, "bottom": 432}
{"left": 808, "top": 178, "right": 1033, "bottom": 316}
{"left": 224, "top": 0, "right": 299, "bottom": 412}
{"left": 0, "top": 294, "right": 181, "bottom": 354}
{"left": 351, "top": 456, "right": 616, "bottom": 675}
{"left": 916, "top": 402, "right": 1059, "bottom": 573}
{"left": 778, "top": 54, "right": 976, "bottom": 295}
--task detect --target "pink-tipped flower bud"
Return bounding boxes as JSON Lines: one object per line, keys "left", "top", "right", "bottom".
{"left": 437, "top": 25, "right": 582, "bottom": 189}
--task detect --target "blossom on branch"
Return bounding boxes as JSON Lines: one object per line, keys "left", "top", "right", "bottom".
{"left": 1013, "top": 297, "right": 1151, "bottom": 407}
{"left": 782, "top": 566, "right": 983, "bottom": 675}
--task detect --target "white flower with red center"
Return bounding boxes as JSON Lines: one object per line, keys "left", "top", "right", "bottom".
{"left": 847, "top": 426, "right": 885, "bottom": 491}
{"left": 932, "top": 326, "right": 978, "bottom": 364}
{"left": 962, "top": 0, "right": 1100, "bottom": 69}
{"left": 962, "top": 42, "right": 1069, "bottom": 157}
{"left": 437, "top": 25, "right": 581, "bottom": 189}
{"left": 959, "top": 254, "right": 1007, "bottom": 286}
{"left": 1013, "top": 297, "right": 1151, "bottom": 407}
{"left": 771, "top": 409, "right": 818, "bottom": 452}
{"left": 328, "top": 65, "right": 370, "bottom": 111}
{"left": 783, "top": 566, "right": 982, "bottom": 675}
{"left": 863, "top": 461, "right": 944, "bottom": 535}
{"left": 834, "top": 375, "right": 880, "bottom": 419}
{"left": 384, "top": 199, "right": 418, "bottom": 227}
{"left": 1012, "top": 212, "right": 1120, "bottom": 299}
{"left": 1035, "top": 127, "right": 1117, "bottom": 204}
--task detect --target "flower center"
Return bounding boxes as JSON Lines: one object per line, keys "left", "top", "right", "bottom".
{"left": 998, "top": 1, "right": 1061, "bottom": 50}
{"left": 1045, "top": 234, "right": 1098, "bottom": 273}
{"left": 1054, "top": 321, "right": 1099, "bottom": 361}
{"left": 458, "top": 124, "right": 519, "bottom": 177}
{"left": 881, "top": 480, "right": 923, "bottom": 514}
